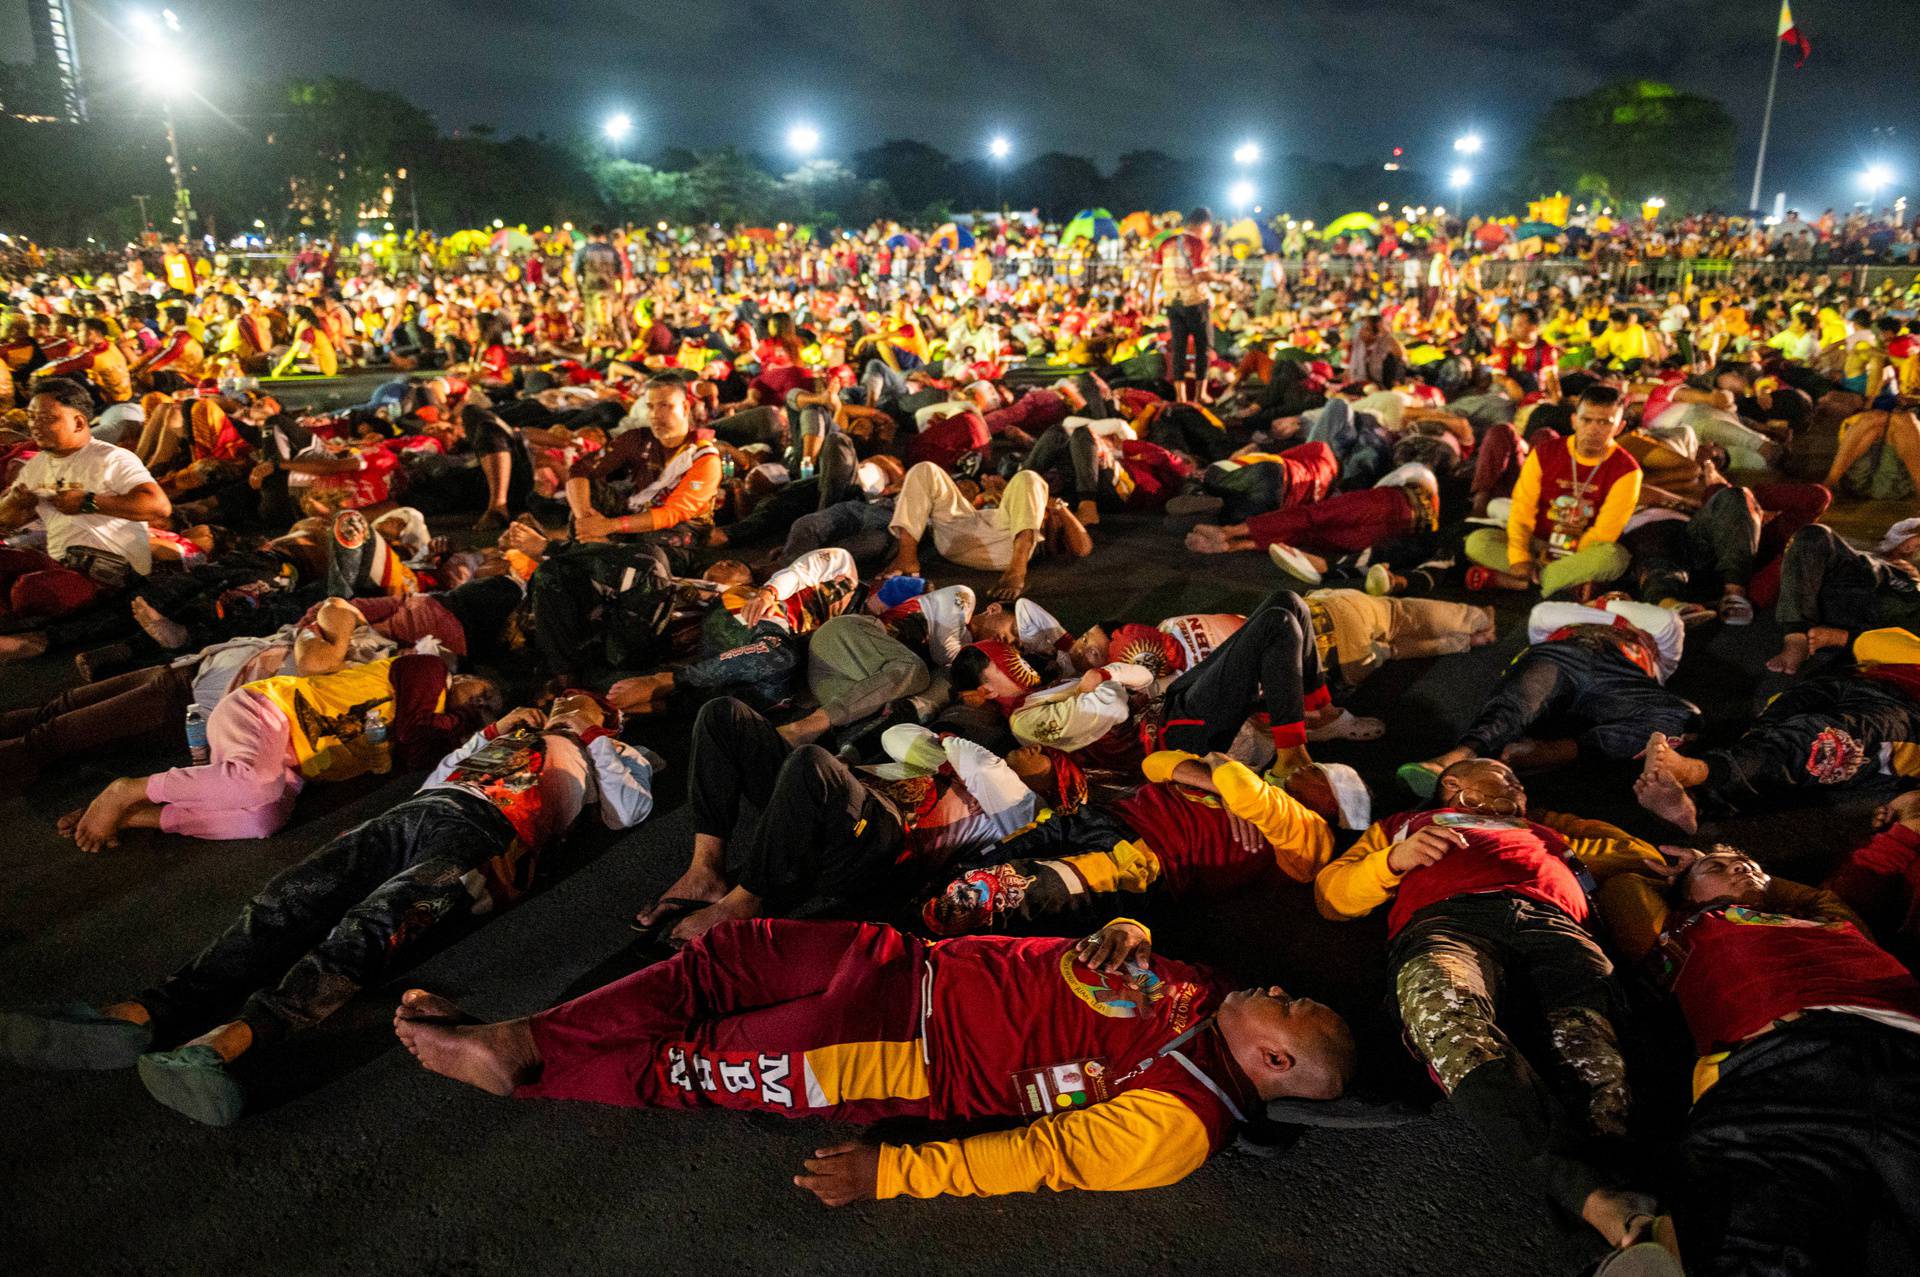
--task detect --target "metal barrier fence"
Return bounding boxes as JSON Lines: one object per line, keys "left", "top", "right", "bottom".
{"left": 212, "top": 248, "right": 1920, "bottom": 298}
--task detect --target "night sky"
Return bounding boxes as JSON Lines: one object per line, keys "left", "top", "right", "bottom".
{"left": 5, "top": 0, "right": 1914, "bottom": 208}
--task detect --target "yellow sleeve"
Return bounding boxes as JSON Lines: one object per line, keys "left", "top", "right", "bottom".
{"left": 1594, "top": 872, "right": 1672, "bottom": 963}
{"left": 1212, "top": 760, "right": 1333, "bottom": 882}
{"left": 1579, "top": 463, "right": 1642, "bottom": 549}
{"left": 1313, "top": 821, "right": 1401, "bottom": 920}
{"left": 1141, "top": 750, "right": 1198, "bottom": 785}
{"left": 874, "top": 1088, "right": 1212, "bottom": 1199}
{"left": 1536, "top": 810, "right": 1660, "bottom": 874}
{"left": 1506, "top": 450, "right": 1543, "bottom": 566}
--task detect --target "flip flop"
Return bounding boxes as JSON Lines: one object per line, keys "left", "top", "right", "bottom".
{"left": 1395, "top": 762, "right": 1442, "bottom": 800}
{"left": 0, "top": 1003, "right": 153, "bottom": 1070}
{"left": 137, "top": 1045, "right": 245, "bottom": 1127}
{"left": 628, "top": 897, "right": 715, "bottom": 939}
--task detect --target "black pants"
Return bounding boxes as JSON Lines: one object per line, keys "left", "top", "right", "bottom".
{"left": 524, "top": 540, "right": 674, "bottom": 677}
{"left": 137, "top": 789, "right": 513, "bottom": 1044}
{"left": 687, "top": 698, "right": 904, "bottom": 911}
{"left": 1702, "top": 675, "right": 1920, "bottom": 813}
{"left": 1389, "top": 894, "right": 1630, "bottom": 1217}
{"left": 726, "top": 432, "right": 860, "bottom": 545}
{"left": 1775, "top": 523, "right": 1920, "bottom": 634}
{"left": 1676, "top": 1013, "right": 1920, "bottom": 1275}
{"left": 1623, "top": 486, "right": 1762, "bottom": 602}
{"left": 1022, "top": 423, "right": 1111, "bottom": 507}
{"left": 1161, "top": 588, "right": 1326, "bottom": 753}
{"left": 1460, "top": 638, "right": 1698, "bottom": 762}
{"left": 1167, "top": 301, "right": 1211, "bottom": 382}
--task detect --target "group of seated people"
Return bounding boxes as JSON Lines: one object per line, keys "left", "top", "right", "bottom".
{"left": 2, "top": 271, "right": 1919, "bottom": 1276}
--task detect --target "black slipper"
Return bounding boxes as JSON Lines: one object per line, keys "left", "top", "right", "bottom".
{"left": 137, "top": 1046, "right": 245, "bottom": 1127}
{"left": 0, "top": 1003, "right": 153, "bottom": 1070}
{"left": 628, "top": 896, "right": 715, "bottom": 942}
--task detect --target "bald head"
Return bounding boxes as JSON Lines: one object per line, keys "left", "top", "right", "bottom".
{"left": 1216, "top": 986, "right": 1356, "bottom": 1102}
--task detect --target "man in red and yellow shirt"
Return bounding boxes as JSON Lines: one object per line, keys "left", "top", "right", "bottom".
{"left": 393, "top": 916, "right": 1353, "bottom": 1202}
{"left": 1598, "top": 846, "right": 1920, "bottom": 1273}
{"left": 1317, "top": 758, "right": 1662, "bottom": 1248}
{"left": 1465, "top": 384, "right": 1641, "bottom": 598}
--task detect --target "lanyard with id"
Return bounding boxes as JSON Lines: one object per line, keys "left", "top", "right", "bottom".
{"left": 1011, "top": 1016, "right": 1247, "bottom": 1124}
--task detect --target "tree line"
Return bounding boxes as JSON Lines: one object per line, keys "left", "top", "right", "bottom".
{"left": 0, "top": 71, "right": 1737, "bottom": 245}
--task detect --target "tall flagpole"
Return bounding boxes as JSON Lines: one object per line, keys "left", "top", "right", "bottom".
{"left": 1749, "top": 28, "right": 1784, "bottom": 210}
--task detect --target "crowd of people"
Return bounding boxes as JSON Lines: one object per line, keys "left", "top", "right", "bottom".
{"left": 3, "top": 198, "right": 1920, "bottom": 1275}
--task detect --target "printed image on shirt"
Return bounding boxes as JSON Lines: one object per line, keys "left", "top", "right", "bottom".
{"left": 1058, "top": 948, "right": 1165, "bottom": 1018}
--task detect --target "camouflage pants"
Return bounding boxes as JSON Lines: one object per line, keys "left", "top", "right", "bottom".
{"left": 1391, "top": 894, "right": 1631, "bottom": 1134}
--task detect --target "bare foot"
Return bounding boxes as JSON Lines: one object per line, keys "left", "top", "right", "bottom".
{"left": 1582, "top": 1188, "right": 1662, "bottom": 1249}
{"left": 394, "top": 1017, "right": 539, "bottom": 1096}
{"left": 885, "top": 546, "right": 921, "bottom": 579}
{"left": 0, "top": 632, "right": 50, "bottom": 663}
{"left": 1807, "top": 624, "right": 1850, "bottom": 654}
{"left": 1185, "top": 525, "right": 1231, "bottom": 554}
{"left": 395, "top": 989, "right": 476, "bottom": 1024}
{"left": 990, "top": 569, "right": 1027, "bottom": 602}
{"left": 73, "top": 777, "right": 146, "bottom": 853}
{"left": 56, "top": 806, "right": 87, "bottom": 840}
{"left": 1766, "top": 633, "right": 1809, "bottom": 674}
{"left": 1634, "top": 767, "right": 1700, "bottom": 834}
{"left": 670, "top": 886, "right": 763, "bottom": 947}
{"left": 131, "top": 599, "right": 189, "bottom": 651}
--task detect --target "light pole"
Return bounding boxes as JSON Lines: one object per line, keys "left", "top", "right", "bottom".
{"left": 1453, "top": 132, "right": 1483, "bottom": 157}
{"left": 603, "top": 112, "right": 633, "bottom": 157}
{"left": 1448, "top": 165, "right": 1472, "bottom": 220}
{"left": 133, "top": 11, "right": 195, "bottom": 240}
{"left": 989, "top": 134, "right": 1010, "bottom": 211}
{"left": 1228, "top": 179, "right": 1255, "bottom": 214}
{"left": 787, "top": 122, "right": 821, "bottom": 159}
{"left": 1861, "top": 162, "right": 1895, "bottom": 211}
{"left": 1233, "top": 140, "right": 1260, "bottom": 167}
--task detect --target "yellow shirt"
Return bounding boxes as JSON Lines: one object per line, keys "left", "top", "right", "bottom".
{"left": 245, "top": 657, "right": 432, "bottom": 781}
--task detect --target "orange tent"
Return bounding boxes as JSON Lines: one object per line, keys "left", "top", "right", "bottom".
{"left": 1118, "top": 210, "right": 1155, "bottom": 238}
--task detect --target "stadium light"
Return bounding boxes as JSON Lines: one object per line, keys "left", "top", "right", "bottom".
{"left": 1227, "top": 178, "right": 1255, "bottom": 209}
{"left": 1448, "top": 166, "right": 1472, "bottom": 191}
{"left": 1233, "top": 140, "right": 1260, "bottom": 166}
{"left": 1453, "top": 132, "right": 1484, "bottom": 156}
{"left": 1861, "top": 162, "right": 1895, "bottom": 201}
{"left": 603, "top": 113, "right": 633, "bottom": 143}
{"left": 989, "top": 135, "right": 1011, "bottom": 161}
{"left": 787, "top": 122, "right": 821, "bottom": 157}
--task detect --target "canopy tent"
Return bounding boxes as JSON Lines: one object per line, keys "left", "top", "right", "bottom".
{"left": 928, "top": 223, "right": 975, "bottom": 251}
{"left": 1321, "top": 211, "right": 1382, "bottom": 239}
{"left": 1475, "top": 222, "right": 1512, "bottom": 247}
{"left": 884, "top": 231, "right": 924, "bottom": 250}
{"left": 1059, "top": 208, "right": 1120, "bottom": 245}
{"left": 1513, "top": 221, "right": 1565, "bottom": 240}
{"left": 489, "top": 227, "right": 534, "bottom": 253}
{"left": 741, "top": 227, "right": 780, "bottom": 242}
{"left": 1118, "top": 210, "right": 1157, "bottom": 238}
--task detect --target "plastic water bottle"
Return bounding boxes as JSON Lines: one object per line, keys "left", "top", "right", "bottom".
{"left": 184, "top": 705, "right": 210, "bottom": 766}
{"left": 363, "top": 708, "right": 391, "bottom": 775}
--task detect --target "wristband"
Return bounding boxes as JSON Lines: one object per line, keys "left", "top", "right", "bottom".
{"left": 80, "top": 493, "right": 99, "bottom": 515}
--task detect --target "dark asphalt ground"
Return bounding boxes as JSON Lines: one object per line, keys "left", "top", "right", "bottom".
{"left": 3, "top": 401, "right": 1909, "bottom": 1275}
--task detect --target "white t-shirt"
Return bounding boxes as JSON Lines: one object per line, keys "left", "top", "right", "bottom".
{"left": 13, "top": 439, "right": 156, "bottom": 574}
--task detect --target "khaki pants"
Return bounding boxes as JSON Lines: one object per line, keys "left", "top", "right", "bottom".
{"left": 889, "top": 462, "right": 1047, "bottom": 571}
{"left": 1466, "top": 528, "right": 1629, "bottom": 599}
{"left": 1312, "top": 589, "right": 1486, "bottom": 683}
